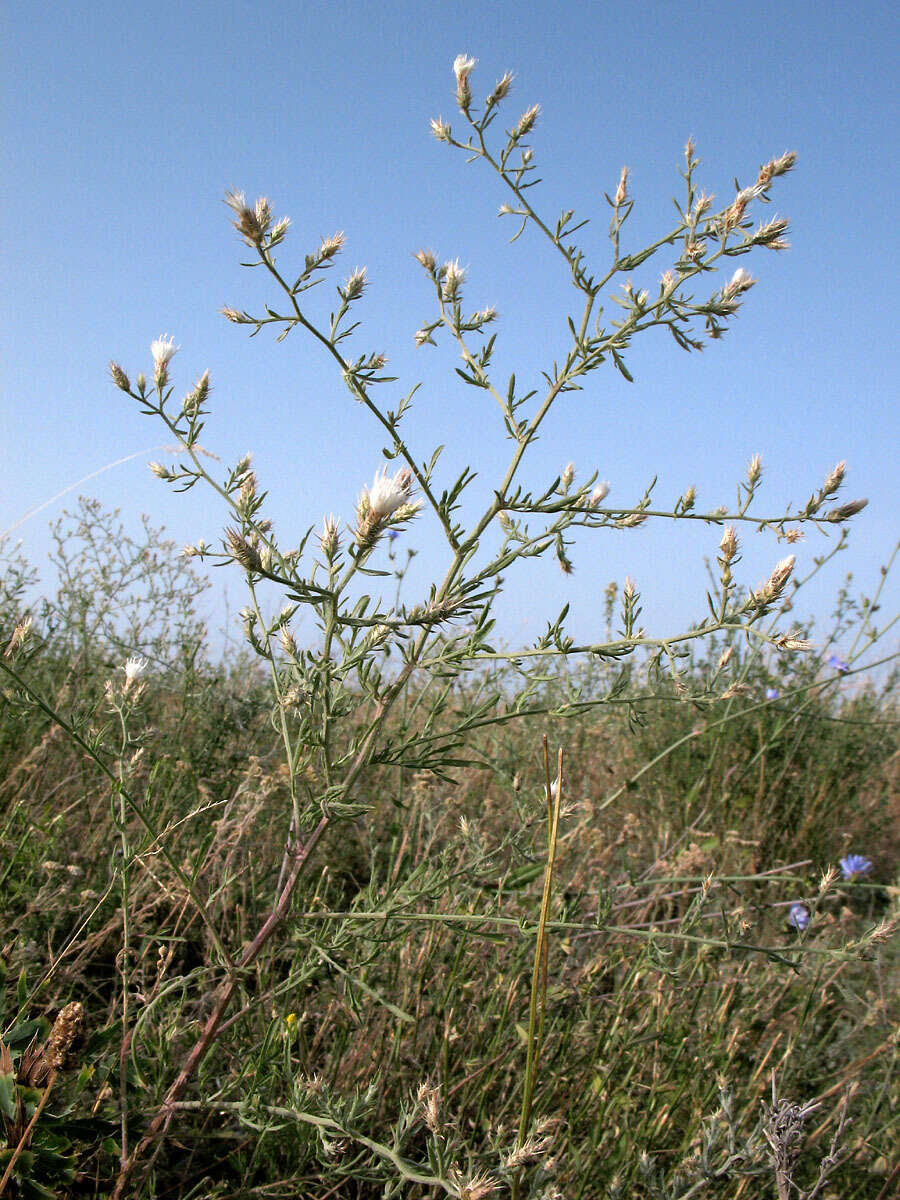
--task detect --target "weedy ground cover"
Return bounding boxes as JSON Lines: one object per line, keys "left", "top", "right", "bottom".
{"left": 2, "top": 53, "right": 898, "bottom": 1200}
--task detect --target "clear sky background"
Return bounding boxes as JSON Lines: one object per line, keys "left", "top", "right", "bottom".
{"left": 3, "top": 0, "right": 898, "bottom": 659}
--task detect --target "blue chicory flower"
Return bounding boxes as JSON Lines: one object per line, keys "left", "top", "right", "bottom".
{"left": 387, "top": 530, "right": 400, "bottom": 542}
{"left": 788, "top": 903, "right": 810, "bottom": 931}
{"left": 765, "top": 687, "right": 779, "bottom": 701}
{"left": 827, "top": 653, "right": 850, "bottom": 674}
{"left": 840, "top": 854, "right": 873, "bottom": 880}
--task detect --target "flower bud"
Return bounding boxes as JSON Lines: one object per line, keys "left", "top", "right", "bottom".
{"left": 109, "top": 361, "right": 130, "bottom": 392}
{"left": 718, "top": 525, "right": 738, "bottom": 563}
{"left": 320, "top": 514, "right": 340, "bottom": 560}
{"left": 515, "top": 104, "right": 540, "bottom": 138}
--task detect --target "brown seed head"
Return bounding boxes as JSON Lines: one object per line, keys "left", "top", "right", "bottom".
{"left": 43, "top": 1001, "right": 84, "bottom": 1072}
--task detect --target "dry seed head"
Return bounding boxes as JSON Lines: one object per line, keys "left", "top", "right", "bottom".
{"left": 681, "top": 484, "right": 696, "bottom": 510}
{"left": 777, "top": 635, "right": 813, "bottom": 652}
{"left": 864, "top": 914, "right": 900, "bottom": 947}
{"left": 717, "top": 646, "right": 733, "bottom": 671}
{"left": 503, "top": 1119, "right": 557, "bottom": 1169}
{"left": 591, "top": 481, "right": 610, "bottom": 507}
{"left": 221, "top": 306, "right": 243, "bottom": 323}
{"left": 42, "top": 1001, "right": 84, "bottom": 1071}
{"left": 415, "top": 1080, "right": 441, "bottom": 1132}
{"left": 414, "top": 247, "right": 436, "bottom": 272}
{"left": 747, "top": 453, "right": 762, "bottom": 484}
{"left": 756, "top": 151, "right": 797, "bottom": 189}
{"left": 615, "top": 166, "right": 629, "bottom": 206}
{"left": 279, "top": 626, "right": 298, "bottom": 657}
{"left": 818, "top": 864, "right": 840, "bottom": 898}
{"left": 223, "top": 188, "right": 247, "bottom": 217}
{"left": 561, "top": 462, "right": 574, "bottom": 489}
{"left": 4, "top": 616, "right": 33, "bottom": 659}
{"left": 224, "top": 189, "right": 272, "bottom": 245}
{"left": 430, "top": 116, "right": 452, "bottom": 141}
{"left": 451, "top": 1169, "right": 498, "bottom": 1200}
{"left": 623, "top": 576, "right": 636, "bottom": 600}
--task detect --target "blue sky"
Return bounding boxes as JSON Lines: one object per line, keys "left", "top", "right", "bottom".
{"left": 3, "top": 0, "right": 898, "bottom": 658}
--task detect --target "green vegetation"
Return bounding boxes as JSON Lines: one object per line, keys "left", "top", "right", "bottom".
{"left": 1, "top": 514, "right": 897, "bottom": 1197}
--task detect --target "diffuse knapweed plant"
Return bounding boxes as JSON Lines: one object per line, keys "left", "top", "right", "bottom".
{"left": 102, "top": 54, "right": 875, "bottom": 1195}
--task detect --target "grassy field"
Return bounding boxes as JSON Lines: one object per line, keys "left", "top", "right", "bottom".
{"left": 1, "top": 512, "right": 898, "bottom": 1199}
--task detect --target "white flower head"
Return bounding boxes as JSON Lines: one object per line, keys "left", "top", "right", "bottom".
{"left": 123, "top": 655, "right": 148, "bottom": 689}
{"left": 723, "top": 267, "right": 756, "bottom": 300}
{"left": 453, "top": 54, "right": 477, "bottom": 111}
{"left": 365, "top": 466, "right": 413, "bottom": 520}
{"left": 441, "top": 258, "right": 467, "bottom": 301}
{"left": 453, "top": 54, "right": 477, "bottom": 85}
{"left": 591, "top": 481, "right": 610, "bottom": 507}
{"left": 151, "top": 334, "right": 178, "bottom": 382}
